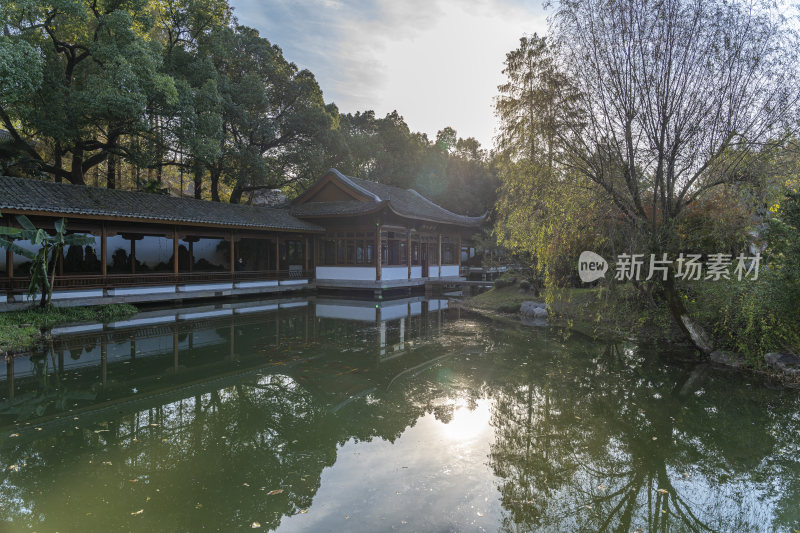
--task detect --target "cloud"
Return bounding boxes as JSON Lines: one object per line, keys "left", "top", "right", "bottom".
{"left": 230, "top": 0, "right": 547, "bottom": 148}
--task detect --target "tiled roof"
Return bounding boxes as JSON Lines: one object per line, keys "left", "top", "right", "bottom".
{"left": 292, "top": 169, "right": 486, "bottom": 227}
{"left": 290, "top": 200, "right": 382, "bottom": 218}
{"left": 0, "top": 176, "right": 324, "bottom": 232}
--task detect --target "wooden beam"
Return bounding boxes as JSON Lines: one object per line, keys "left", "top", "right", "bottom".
{"left": 0, "top": 208, "right": 324, "bottom": 234}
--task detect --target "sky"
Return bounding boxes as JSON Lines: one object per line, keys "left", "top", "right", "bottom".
{"left": 227, "top": 0, "right": 548, "bottom": 149}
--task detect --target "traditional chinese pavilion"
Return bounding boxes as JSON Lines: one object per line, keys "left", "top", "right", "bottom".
{"left": 0, "top": 169, "right": 484, "bottom": 308}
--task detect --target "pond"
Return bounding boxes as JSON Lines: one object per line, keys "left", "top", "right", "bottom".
{"left": 0, "top": 296, "right": 798, "bottom": 532}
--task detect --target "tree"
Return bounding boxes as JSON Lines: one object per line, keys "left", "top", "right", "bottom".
{"left": 494, "top": 35, "right": 608, "bottom": 286}
{"left": 201, "top": 25, "right": 336, "bottom": 203}
{"left": 505, "top": 0, "right": 800, "bottom": 354}
{"left": 0, "top": 0, "right": 178, "bottom": 185}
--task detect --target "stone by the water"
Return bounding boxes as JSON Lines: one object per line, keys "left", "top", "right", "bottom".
{"left": 520, "top": 301, "right": 547, "bottom": 317}
{"left": 710, "top": 350, "right": 745, "bottom": 368}
{"left": 764, "top": 352, "right": 800, "bottom": 376}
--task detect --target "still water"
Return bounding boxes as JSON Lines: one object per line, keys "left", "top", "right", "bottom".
{"left": 0, "top": 296, "right": 798, "bottom": 532}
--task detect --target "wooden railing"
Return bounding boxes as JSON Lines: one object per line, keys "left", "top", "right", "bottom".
{"left": 1, "top": 269, "right": 312, "bottom": 293}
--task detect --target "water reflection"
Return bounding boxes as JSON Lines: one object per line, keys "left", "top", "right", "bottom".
{"left": 0, "top": 297, "right": 798, "bottom": 532}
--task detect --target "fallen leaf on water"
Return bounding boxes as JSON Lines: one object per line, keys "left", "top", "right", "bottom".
{"left": 661, "top": 509, "right": 666, "bottom": 514}
{"left": 585, "top": 505, "right": 593, "bottom": 509}
{"left": 131, "top": 509, "right": 143, "bottom": 516}
{"left": 94, "top": 429, "right": 109, "bottom": 433}
{"left": 243, "top": 483, "right": 250, "bottom": 487}
{"left": 251, "top": 522, "right": 261, "bottom": 528}
{"left": 9, "top": 434, "right": 19, "bottom": 438}
{"left": 657, "top": 488, "right": 668, "bottom": 494}
{"left": 103, "top": 461, "right": 112, "bottom": 466}
{"left": 476, "top": 512, "right": 484, "bottom": 517}
{"left": 128, "top": 479, "right": 138, "bottom": 483}
{"left": 7, "top": 465, "right": 19, "bottom": 472}
{"left": 299, "top": 509, "right": 308, "bottom": 514}
{"left": 652, "top": 437, "right": 658, "bottom": 441}
{"left": 682, "top": 472, "right": 691, "bottom": 478}
{"left": 597, "top": 484, "right": 607, "bottom": 492}
{"left": 634, "top": 529, "right": 644, "bottom": 533}
{"left": 267, "top": 489, "right": 283, "bottom": 496}
{"left": 345, "top": 516, "right": 349, "bottom": 520}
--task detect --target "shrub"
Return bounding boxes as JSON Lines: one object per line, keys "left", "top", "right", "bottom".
{"left": 519, "top": 280, "right": 531, "bottom": 291}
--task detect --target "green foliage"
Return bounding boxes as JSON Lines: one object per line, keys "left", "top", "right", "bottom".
{"left": 686, "top": 190, "right": 800, "bottom": 361}
{"left": 330, "top": 111, "right": 497, "bottom": 215}
{"left": 0, "top": 214, "right": 94, "bottom": 307}
{"left": 0, "top": 37, "right": 43, "bottom": 106}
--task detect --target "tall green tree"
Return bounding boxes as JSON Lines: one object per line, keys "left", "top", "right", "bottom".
{"left": 201, "top": 25, "right": 336, "bottom": 203}
{"left": 0, "top": 0, "right": 178, "bottom": 185}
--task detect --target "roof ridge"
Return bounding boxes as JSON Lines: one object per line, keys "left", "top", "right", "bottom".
{"left": 0, "top": 175, "right": 289, "bottom": 213}
{"left": 326, "top": 169, "right": 382, "bottom": 202}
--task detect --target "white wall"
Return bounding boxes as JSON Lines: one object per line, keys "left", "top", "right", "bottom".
{"left": 441, "top": 265, "right": 459, "bottom": 277}
{"left": 410, "top": 266, "right": 422, "bottom": 279}
{"left": 316, "top": 266, "right": 376, "bottom": 281}
{"left": 381, "top": 266, "right": 408, "bottom": 281}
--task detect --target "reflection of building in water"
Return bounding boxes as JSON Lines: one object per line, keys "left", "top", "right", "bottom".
{"left": 0, "top": 296, "right": 458, "bottom": 416}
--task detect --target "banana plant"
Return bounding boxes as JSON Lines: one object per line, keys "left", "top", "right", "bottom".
{"left": 0, "top": 211, "right": 95, "bottom": 307}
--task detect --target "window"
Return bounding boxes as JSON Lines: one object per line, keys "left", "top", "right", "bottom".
{"left": 319, "top": 230, "right": 377, "bottom": 266}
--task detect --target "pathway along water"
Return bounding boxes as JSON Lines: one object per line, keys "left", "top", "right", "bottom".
{"left": 0, "top": 296, "right": 798, "bottom": 532}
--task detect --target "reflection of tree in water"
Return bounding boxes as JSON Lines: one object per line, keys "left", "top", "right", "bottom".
{"left": 487, "top": 331, "right": 800, "bottom": 532}
{"left": 0, "top": 312, "right": 798, "bottom": 531}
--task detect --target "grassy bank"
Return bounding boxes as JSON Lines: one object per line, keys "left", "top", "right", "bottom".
{"left": 464, "top": 280, "right": 685, "bottom": 345}
{"left": 0, "top": 304, "right": 138, "bottom": 354}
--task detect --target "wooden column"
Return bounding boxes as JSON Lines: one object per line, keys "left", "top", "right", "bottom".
{"left": 275, "top": 234, "right": 280, "bottom": 274}
{"left": 5, "top": 244, "right": 13, "bottom": 280}
{"left": 407, "top": 229, "right": 411, "bottom": 279}
{"left": 188, "top": 241, "right": 194, "bottom": 273}
{"left": 438, "top": 233, "right": 442, "bottom": 277}
{"left": 229, "top": 231, "right": 235, "bottom": 274}
{"left": 101, "top": 224, "right": 107, "bottom": 277}
{"left": 130, "top": 238, "right": 136, "bottom": 274}
{"left": 376, "top": 224, "right": 382, "bottom": 281}
{"left": 457, "top": 234, "right": 462, "bottom": 273}
{"left": 57, "top": 249, "right": 64, "bottom": 276}
{"left": 172, "top": 228, "right": 179, "bottom": 275}
{"left": 304, "top": 236, "right": 309, "bottom": 273}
